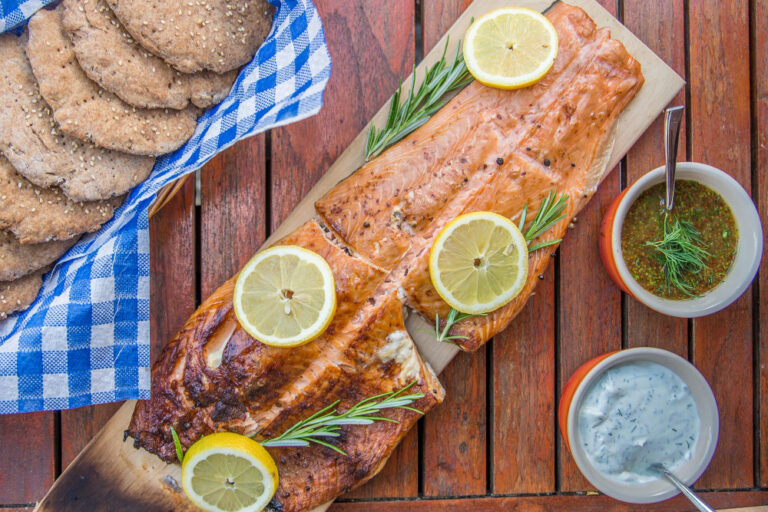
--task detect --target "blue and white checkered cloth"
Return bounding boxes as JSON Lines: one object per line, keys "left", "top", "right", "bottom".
{"left": 0, "top": 0, "right": 331, "bottom": 414}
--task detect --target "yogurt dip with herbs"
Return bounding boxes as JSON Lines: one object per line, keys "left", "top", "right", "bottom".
{"left": 577, "top": 360, "right": 700, "bottom": 483}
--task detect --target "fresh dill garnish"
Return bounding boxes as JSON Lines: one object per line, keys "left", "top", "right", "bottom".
{"left": 429, "top": 191, "right": 569, "bottom": 343}
{"left": 645, "top": 212, "right": 711, "bottom": 296}
{"left": 364, "top": 38, "right": 473, "bottom": 160}
{"left": 257, "top": 382, "right": 424, "bottom": 455}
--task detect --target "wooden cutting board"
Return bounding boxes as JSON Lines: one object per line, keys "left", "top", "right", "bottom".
{"left": 35, "top": 0, "right": 683, "bottom": 510}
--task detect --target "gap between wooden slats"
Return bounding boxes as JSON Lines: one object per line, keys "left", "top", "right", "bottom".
{"left": 753, "top": 0, "right": 768, "bottom": 490}
{"left": 556, "top": 0, "right": 623, "bottom": 493}
{"left": 330, "top": 490, "right": 768, "bottom": 511}
{"left": 622, "top": 0, "right": 688, "bottom": 356}
{"left": 419, "top": 0, "right": 489, "bottom": 499}
{"left": 689, "top": 0, "right": 754, "bottom": 490}
{"left": 58, "top": 177, "right": 197, "bottom": 472}
{"left": 269, "top": 0, "right": 418, "bottom": 499}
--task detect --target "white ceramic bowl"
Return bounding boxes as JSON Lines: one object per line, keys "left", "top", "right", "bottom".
{"left": 562, "top": 347, "right": 719, "bottom": 504}
{"left": 600, "top": 162, "right": 763, "bottom": 317}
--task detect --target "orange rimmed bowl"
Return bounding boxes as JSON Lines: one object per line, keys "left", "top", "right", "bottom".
{"left": 558, "top": 347, "right": 719, "bottom": 504}
{"left": 599, "top": 162, "right": 763, "bottom": 317}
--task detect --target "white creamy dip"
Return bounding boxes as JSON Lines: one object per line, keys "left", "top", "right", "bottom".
{"left": 577, "top": 360, "right": 700, "bottom": 483}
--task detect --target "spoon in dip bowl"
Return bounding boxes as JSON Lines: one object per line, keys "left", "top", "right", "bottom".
{"left": 648, "top": 463, "right": 714, "bottom": 512}
{"left": 663, "top": 105, "right": 684, "bottom": 211}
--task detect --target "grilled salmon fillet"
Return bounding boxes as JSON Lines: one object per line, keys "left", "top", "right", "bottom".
{"left": 317, "top": 3, "right": 643, "bottom": 350}
{"left": 129, "top": 3, "right": 643, "bottom": 510}
{"left": 128, "top": 220, "right": 443, "bottom": 511}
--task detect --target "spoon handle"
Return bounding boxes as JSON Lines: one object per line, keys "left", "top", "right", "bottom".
{"left": 661, "top": 469, "right": 715, "bottom": 512}
{"left": 664, "top": 106, "right": 684, "bottom": 210}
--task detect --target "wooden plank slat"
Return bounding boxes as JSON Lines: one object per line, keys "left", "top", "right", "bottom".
{"left": 329, "top": 490, "right": 768, "bottom": 512}
{"left": 622, "top": 0, "right": 688, "bottom": 355}
{"left": 200, "top": 136, "right": 267, "bottom": 298}
{"left": 0, "top": 412, "right": 55, "bottom": 503}
{"left": 557, "top": 0, "right": 621, "bottom": 491}
{"left": 422, "top": 349, "right": 487, "bottom": 496}
{"left": 269, "top": 0, "right": 415, "bottom": 230}
{"left": 60, "top": 179, "right": 197, "bottom": 470}
{"left": 688, "top": 0, "right": 754, "bottom": 489}
{"left": 419, "top": 0, "right": 486, "bottom": 498}
{"left": 270, "top": 0, "right": 417, "bottom": 499}
{"left": 492, "top": 266, "right": 555, "bottom": 493}
{"left": 756, "top": 0, "right": 768, "bottom": 489}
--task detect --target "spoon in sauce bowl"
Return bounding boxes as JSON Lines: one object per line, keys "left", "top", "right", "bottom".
{"left": 663, "top": 105, "right": 685, "bottom": 210}
{"left": 648, "top": 463, "right": 714, "bottom": 512}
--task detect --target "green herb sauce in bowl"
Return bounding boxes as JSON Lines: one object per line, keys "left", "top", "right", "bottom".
{"left": 621, "top": 180, "right": 737, "bottom": 300}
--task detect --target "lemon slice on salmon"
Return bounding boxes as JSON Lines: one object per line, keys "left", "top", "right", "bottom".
{"left": 181, "top": 432, "right": 279, "bottom": 512}
{"left": 463, "top": 7, "right": 558, "bottom": 89}
{"left": 429, "top": 212, "right": 529, "bottom": 314}
{"left": 233, "top": 245, "right": 336, "bottom": 347}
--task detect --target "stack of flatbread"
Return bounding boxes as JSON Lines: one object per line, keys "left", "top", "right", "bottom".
{"left": 0, "top": 0, "right": 274, "bottom": 318}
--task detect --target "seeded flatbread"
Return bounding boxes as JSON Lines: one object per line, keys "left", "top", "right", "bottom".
{"left": 27, "top": 7, "right": 199, "bottom": 156}
{"left": 0, "top": 156, "right": 121, "bottom": 244}
{"left": 0, "top": 34, "right": 154, "bottom": 202}
{"left": 0, "top": 230, "right": 75, "bottom": 282}
{"left": 62, "top": 0, "right": 237, "bottom": 110}
{"left": 0, "top": 269, "right": 47, "bottom": 319}
{"left": 106, "top": 0, "right": 274, "bottom": 74}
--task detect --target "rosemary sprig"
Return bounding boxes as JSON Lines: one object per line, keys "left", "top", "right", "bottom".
{"left": 422, "top": 308, "right": 486, "bottom": 344}
{"left": 645, "top": 212, "right": 710, "bottom": 296}
{"left": 519, "top": 190, "right": 569, "bottom": 253}
{"left": 365, "top": 38, "right": 473, "bottom": 160}
{"left": 170, "top": 426, "right": 184, "bottom": 463}
{"left": 428, "top": 191, "right": 569, "bottom": 343}
{"left": 169, "top": 383, "right": 424, "bottom": 462}
{"left": 259, "top": 381, "right": 424, "bottom": 455}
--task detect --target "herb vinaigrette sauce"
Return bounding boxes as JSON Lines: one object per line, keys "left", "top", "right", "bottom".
{"left": 577, "top": 361, "right": 700, "bottom": 483}
{"left": 621, "top": 180, "right": 737, "bottom": 299}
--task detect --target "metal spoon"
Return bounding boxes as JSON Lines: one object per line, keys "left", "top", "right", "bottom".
{"left": 649, "top": 463, "right": 714, "bottom": 512}
{"left": 663, "top": 105, "right": 685, "bottom": 210}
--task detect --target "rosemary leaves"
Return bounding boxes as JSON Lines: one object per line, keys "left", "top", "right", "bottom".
{"left": 169, "top": 383, "right": 425, "bottom": 462}
{"left": 364, "top": 38, "right": 473, "bottom": 160}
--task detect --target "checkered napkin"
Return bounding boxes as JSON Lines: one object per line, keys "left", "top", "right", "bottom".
{"left": 0, "top": 0, "right": 331, "bottom": 414}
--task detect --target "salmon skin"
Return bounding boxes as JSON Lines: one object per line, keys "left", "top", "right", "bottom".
{"left": 317, "top": 3, "right": 643, "bottom": 351}
{"left": 129, "top": 3, "right": 643, "bottom": 511}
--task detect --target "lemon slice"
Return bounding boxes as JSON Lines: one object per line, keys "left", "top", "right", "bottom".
{"left": 463, "top": 7, "right": 558, "bottom": 89}
{"left": 181, "top": 432, "right": 279, "bottom": 512}
{"left": 233, "top": 245, "right": 336, "bottom": 347}
{"left": 429, "top": 212, "right": 529, "bottom": 314}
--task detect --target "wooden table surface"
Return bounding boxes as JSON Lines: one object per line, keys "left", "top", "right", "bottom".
{"left": 1, "top": 0, "right": 767, "bottom": 510}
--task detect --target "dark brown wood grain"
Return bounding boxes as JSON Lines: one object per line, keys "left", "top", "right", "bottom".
{"left": 200, "top": 136, "right": 267, "bottom": 298}
{"left": 492, "top": 265, "right": 556, "bottom": 494}
{"left": 622, "top": 0, "right": 688, "bottom": 355}
{"left": 755, "top": 0, "right": 768, "bottom": 489}
{"left": 0, "top": 412, "right": 55, "bottom": 503}
{"left": 60, "top": 179, "right": 197, "bottom": 470}
{"left": 419, "top": 0, "right": 488, "bottom": 498}
{"left": 330, "top": 490, "right": 768, "bottom": 512}
{"left": 422, "top": 349, "right": 487, "bottom": 496}
{"left": 688, "top": 1, "right": 754, "bottom": 490}
{"left": 270, "top": 0, "right": 417, "bottom": 498}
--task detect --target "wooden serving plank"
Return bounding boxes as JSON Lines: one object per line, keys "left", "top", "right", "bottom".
{"left": 35, "top": 1, "right": 683, "bottom": 510}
